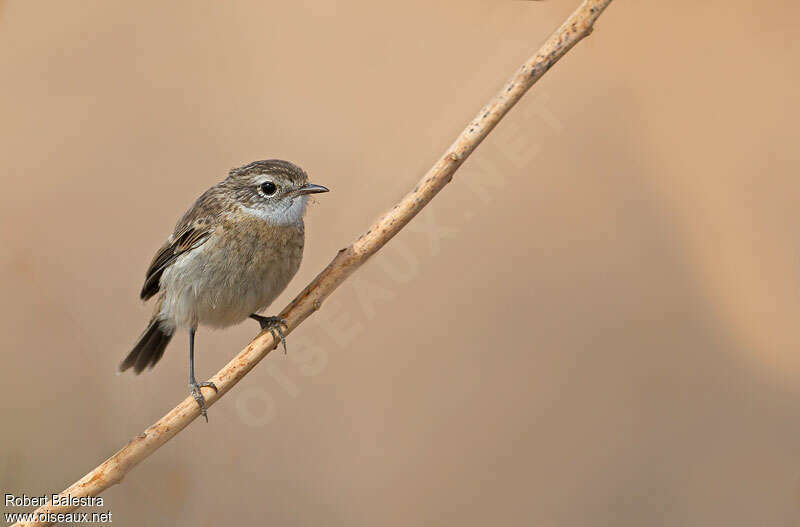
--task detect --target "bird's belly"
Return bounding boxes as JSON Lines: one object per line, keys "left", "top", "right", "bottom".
{"left": 158, "top": 226, "right": 303, "bottom": 330}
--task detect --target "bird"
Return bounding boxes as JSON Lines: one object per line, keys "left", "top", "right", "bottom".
{"left": 119, "top": 159, "right": 329, "bottom": 421}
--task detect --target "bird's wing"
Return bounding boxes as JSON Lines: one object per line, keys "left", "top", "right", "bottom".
{"left": 140, "top": 219, "right": 214, "bottom": 300}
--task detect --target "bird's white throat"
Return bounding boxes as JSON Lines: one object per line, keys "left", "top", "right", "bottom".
{"left": 240, "top": 195, "right": 308, "bottom": 226}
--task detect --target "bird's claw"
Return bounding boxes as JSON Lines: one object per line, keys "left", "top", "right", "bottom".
{"left": 252, "top": 315, "right": 288, "bottom": 354}
{"left": 189, "top": 380, "right": 218, "bottom": 422}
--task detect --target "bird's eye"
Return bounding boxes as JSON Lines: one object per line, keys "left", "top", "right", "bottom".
{"left": 260, "top": 181, "right": 277, "bottom": 196}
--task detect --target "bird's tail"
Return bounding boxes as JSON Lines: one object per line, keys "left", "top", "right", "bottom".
{"left": 119, "top": 318, "right": 173, "bottom": 374}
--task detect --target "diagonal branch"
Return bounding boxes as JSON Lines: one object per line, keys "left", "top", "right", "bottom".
{"left": 16, "top": 1, "right": 614, "bottom": 525}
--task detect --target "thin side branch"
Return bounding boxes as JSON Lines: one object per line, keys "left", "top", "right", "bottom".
{"left": 17, "top": 1, "right": 614, "bottom": 525}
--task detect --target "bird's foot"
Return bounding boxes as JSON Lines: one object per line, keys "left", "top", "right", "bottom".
{"left": 189, "top": 379, "right": 218, "bottom": 422}
{"left": 250, "top": 314, "right": 288, "bottom": 354}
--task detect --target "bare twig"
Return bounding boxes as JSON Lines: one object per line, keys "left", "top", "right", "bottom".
{"left": 16, "top": 1, "right": 614, "bottom": 525}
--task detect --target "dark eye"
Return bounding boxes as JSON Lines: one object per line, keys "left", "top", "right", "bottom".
{"left": 260, "top": 181, "right": 277, "bottom": 196}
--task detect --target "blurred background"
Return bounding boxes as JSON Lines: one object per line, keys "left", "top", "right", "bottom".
{"left": 2, "top": 1, "right": 799, "bottom": 525}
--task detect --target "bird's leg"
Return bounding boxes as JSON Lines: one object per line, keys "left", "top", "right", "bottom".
{"left": 250, "top": 314, "right": 288, "bottom": 354}
{"left": 188, "top": 327, "right": 217, "bottom": 422}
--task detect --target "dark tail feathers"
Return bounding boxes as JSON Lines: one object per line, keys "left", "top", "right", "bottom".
{"left": 119, "top": 318, "right": 173, "bottom": 374}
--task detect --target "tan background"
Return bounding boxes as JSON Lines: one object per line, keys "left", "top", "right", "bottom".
{"left": 2, "top": 1, "right": 799, "bottom": 525}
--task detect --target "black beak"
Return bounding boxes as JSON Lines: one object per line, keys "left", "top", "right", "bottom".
{"left": 296, "top": 183, "right": 329, "bottom": 196}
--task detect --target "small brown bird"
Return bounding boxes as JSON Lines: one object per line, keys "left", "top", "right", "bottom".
{"left": 120, "top": 160, "right": 328, "bottom": 420}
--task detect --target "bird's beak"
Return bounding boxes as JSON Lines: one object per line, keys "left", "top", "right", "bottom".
{"left": 296, "top": 183, "right": 329, "bottom": 196}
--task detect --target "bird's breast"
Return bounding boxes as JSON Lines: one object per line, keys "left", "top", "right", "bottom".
{"left": 159, "top": 215, "right": 305, "bottom": 329}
